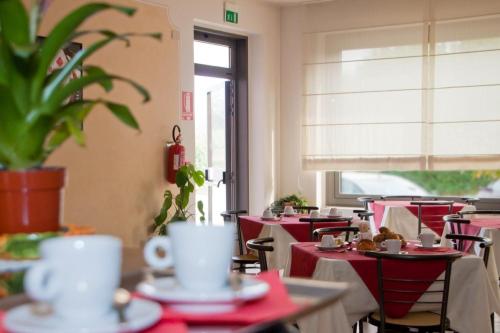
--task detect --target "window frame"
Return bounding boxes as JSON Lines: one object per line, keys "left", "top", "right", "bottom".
{"left": 325, "top": 171, "right": 500, "bottom": 209}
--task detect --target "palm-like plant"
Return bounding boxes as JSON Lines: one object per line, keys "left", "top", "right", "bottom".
{"left": 0, "top": 0, "right": 161, "bottom": 170}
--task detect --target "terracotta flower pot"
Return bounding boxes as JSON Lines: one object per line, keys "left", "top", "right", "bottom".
{"left": 0, "top": 168, "right": 66, "bottom": 234}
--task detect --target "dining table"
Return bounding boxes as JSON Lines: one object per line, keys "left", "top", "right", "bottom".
{"left": 0, "top": 248, "right": 352, "bottom": 333}
{"left": 285, "top": 242, "right": 500, "bottom": 333}
{"left": 240, "top": 215, "right": 359, "bottom": 270}
{"left": 369, "top": 200, "right": 468, "bottom": 239}
{"left": 440, "top": 215, "right": 500, "bottom": 280}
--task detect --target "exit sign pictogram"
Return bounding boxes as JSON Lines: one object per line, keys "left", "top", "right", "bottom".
{"left": 225, "top": 10, "right": 238, "bottom": 24}
{"left": 224, "top": 2, "right": 239, "bottom": 24}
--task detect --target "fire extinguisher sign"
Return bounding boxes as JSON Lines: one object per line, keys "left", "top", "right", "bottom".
{"left": 181, "top": 91, "right": 193, "bottom": 121}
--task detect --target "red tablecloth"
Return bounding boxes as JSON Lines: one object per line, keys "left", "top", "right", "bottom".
{"left": 240, "top": 215, "right": 351, "bottom": 244}
{"left": 371, "top": 201, "right": 464, "bottom": 235}
{"left": 289, "top": 242, "right": 461, "bottom": 318}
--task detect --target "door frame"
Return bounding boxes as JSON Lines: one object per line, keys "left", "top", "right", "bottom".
{"left": 194, "top": 28, "right": 249, "bottom": 213}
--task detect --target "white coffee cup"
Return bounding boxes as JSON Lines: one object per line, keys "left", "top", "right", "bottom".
{"left": 283, "top": 205, "right": 295, "bottom": 215}
{"left": 262, "top": 208, "right": 274, "bottom": 218}
{"left": 320, "top": 235, "right": 335, "bottom": 247}
{"left": 329, "top": 207, "right": 338, "bottom": 216}
{"left": 381, "top": 239, "right": 402, "bottom": 254}
{"left": 419, "top": 232, "right": 435, "bottom": 248}
{"left": 309, "top": 210, "right": 320, "bottom": 218}
{"left": 144, "top": 223, "right": 235, "bottom": 291}
{"left": 25, "top": 235, "right": 122, "bottom": 322}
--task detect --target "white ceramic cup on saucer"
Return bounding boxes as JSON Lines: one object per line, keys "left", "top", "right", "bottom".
{"left": 283, "top": 205, "right": 295, "bottom": 215}
{"left": 144, "top": 223, "right": 235, "bottom": 292}
{"left": 262, "top": 208, "right": 274, "bottom": 218}
{"left": 328, "top": 207, "right": 339, "bottom": 216}
{"left": 309, "top": 210, "right": 320, "bottom": 218}
{"left": 381, "top": 239, "right": 402, "bottom": 254}
{"left": 419, "top": 232, "right": 435, "bottom": 248}
{"left": 24, "top": 235, "right": 122, "bottom": 323}
{"left": 320, "top": 235, "right": 335, "bottom": 247}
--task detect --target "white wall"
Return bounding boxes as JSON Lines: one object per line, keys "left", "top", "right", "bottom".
{"left": 144, "top": 0, "right": 281, "bottom": 215}
{"left": 279, "top": 0, "right": 500, "bottom": 207}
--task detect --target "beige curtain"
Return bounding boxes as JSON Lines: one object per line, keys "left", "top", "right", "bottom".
{"left": 302, "top": 15, "right": 500, "bottom": 171}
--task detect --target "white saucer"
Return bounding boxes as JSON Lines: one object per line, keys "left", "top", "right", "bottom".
{"left": 137, "top": 277, "right": 269, "bottom": 311}
{"left": 261, "top": 216, "right": 280, "bottom": 221}
{"left": 0, "top": 259, "right": 37, "bottom": 274}
{"left": 415, "top": 243, "right": 441, "bottom": 248}
{"left": 4, "top": 298, "right": 162, "bottom": 333}
{"left": 315, "top": 244, "right": 344, "bottom": 251}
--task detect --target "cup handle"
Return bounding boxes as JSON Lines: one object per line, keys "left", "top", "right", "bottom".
{"left": 380, "top": 241, "right": 387, "bottom": 248}
{"left": 144, "top": 237, "right": 174, "bottom": 270}
{"left": 24, "top": 262, "right": 60, "bottom": 302}
{"left": 417, "top": 234, "right": 422, "bottom": 240}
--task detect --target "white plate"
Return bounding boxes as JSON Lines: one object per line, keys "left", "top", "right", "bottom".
{"left": 0, "top": 259, "right": 37, "bottom": 274}
{"left": 261, "top": 216, "right": 280, "bottom": 221}
{"left": 282, "top": 213, "right": 296, "bottom": 217}
{"left": 415, "top": 243, "right": 441, "bottom": 248}
{"left": 137, "top": 276, "right": 269, "bottom": 306}
{"left": 4, "top": 298, "right": 162, "bottom": 333}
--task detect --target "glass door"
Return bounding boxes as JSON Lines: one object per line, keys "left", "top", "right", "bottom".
{"left": 194, "top": 30, "right": 243, "bottom": 225}
{"left": 195, "top": 77, "right": 231, "bottom": 224}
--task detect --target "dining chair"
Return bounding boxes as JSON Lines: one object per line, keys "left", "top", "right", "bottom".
{"left": 444, "top": 234, "right": 493, "bottom": 331}
{"left": 357, "top": 197, "right": 378, "bottom": 210}
{"left": 313, "top": 226, "right": 359, "bottom": 242}
{"left": 353, "top": 209, "right": 374, "bottom": 221}
{"left": 410, "top": 200, "right": 454, "bottom": 236}
{"left": 299, "top": 217, "right": 353, "bottom": 241}
{"left": 293, "top": 206, "right": 319, "bottom": 214}
{"left": 365, "top": 251, "right": 462, "bottom": 333}
{"left": 443, "top": 214, "right": 471, "bottom": 240}
{"left": 221, "top": 210, "right": 259, "bottom": 272}
{"left": 460, "top": 197, "right": 480, "bottom": 206}
{"left": 246, "top": 237, "right": 274, "bottom": 272}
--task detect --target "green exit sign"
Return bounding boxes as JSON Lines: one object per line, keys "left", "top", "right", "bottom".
{"left": 225, "top": 9, "right": 238, "bottom": 24}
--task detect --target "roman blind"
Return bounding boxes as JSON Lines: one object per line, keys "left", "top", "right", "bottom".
{"left": 302, "top": 15, "right": 500, "bottom": 171}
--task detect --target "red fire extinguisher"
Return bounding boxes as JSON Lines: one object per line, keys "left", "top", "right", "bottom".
{"left": 165, "top": 125, "right": 185, "bottom": 183}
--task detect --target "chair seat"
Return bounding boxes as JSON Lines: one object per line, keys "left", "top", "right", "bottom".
{"left": 370, "top": 311, "right": 441, "bottom": 328}
{"left": 232, "top": 253, "right": 259, "bottom": 264}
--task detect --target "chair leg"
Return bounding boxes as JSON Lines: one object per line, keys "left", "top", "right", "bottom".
{"left": 491, "top": 312, "right": 495, "bottom": 333}
{"left": 352, "top": 322, "right": 357, "bottom": 333}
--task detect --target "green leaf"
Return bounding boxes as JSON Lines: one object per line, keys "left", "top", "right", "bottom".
{"left": 153, "top": 190, "right": 172, "bottom": 227}
{"left": 104, "top": 101, "right": 139, "bottom": 130}
{"left": 45, "top": 100, "right": 95, "bottom": 155}
{"left": 175, "top": 169, "right": 189, "bottom": 187}
{"left": 65, "top": 115, "right": 85, "bottom": 146}
{"left": 0, "top": 0, "right": 30, "bottom": 46}
{"left": 197, "top": 200, "right": 205, "bottom": 222}
{"left": 84, "top": 66, "right": 112, "bottom": 92}
{"left": 192, "top": 170, "right": 205, "bottom": 187}
{"left": 32, "top": 3, "right": 137, "bottom": 101}
{"left": 186, "top": 181, "right": 194, "bottom": 193}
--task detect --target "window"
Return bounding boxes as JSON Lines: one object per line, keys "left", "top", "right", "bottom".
{"left": 303, "top": 14, "right": 500, "bottom": 205}
{"left": 303, "top": 15, "right": 500, "bottom": 172}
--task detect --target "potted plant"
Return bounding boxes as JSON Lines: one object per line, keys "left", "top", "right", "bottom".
{"left": 270, "top": 194, "right": 308, "bottom": 214}
{"left": 0, "top": 0, "right": 160, "bottom": 233}
{"left": 153, "top": 164, "right": 206, "bottom": 235}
